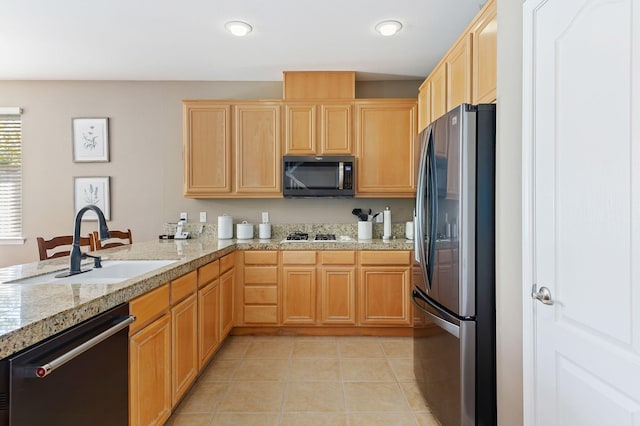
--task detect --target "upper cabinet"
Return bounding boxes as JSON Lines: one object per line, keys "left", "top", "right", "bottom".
{"left": 183, "top": 103, "right": 232, "bottom": 196}
{"left": 283, "top": 101, "right": 353, "bottom": 155}
{"left": 430, "top": 63, "right": 448, "bottom": 126}
{"left": 234, "top": 103, "right": 282, "bottom": 195}
{"left": 417, "top": 0, "right": 497, "bottom": 131}
{"left": 355, "top": 99, "right": 417, "bottom": 197}
{"left": 471, "top": 0, "right": 497, "bottom": 104}
{"left": 283, "top": 71, "right": 355, "bottom": 100}
{"left": 184, "top": 72, "right": 418, "bottom": 198}
{"left": 183, "top": 101, "right": 282, "bottom": 198}
{"left": 446, "top": 34, "right": 472, "bottom": 112}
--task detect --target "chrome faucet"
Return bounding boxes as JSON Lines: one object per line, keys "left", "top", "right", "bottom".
{"left": 56, "top": 205, "right": 110, "bottom": 278}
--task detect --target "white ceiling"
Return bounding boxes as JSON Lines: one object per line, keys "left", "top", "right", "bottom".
{"left": 0, "top": 0, "right": 484, "bottom": 82}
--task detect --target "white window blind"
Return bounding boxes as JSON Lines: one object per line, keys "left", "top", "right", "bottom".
{"left": 0, "top": 108, "right": 22, "bottom": 240}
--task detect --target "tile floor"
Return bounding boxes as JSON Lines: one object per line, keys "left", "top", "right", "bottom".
{"left": 166, "top": 335, "right": 440, "bottom": 426}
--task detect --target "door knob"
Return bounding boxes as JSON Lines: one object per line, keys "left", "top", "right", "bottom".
{"left": 531, "top": 285, "right": 554, "bottom": 305}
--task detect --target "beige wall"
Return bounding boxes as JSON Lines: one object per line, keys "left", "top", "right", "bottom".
{"left": 496, "top": 0, "right": 524, "bottom": 424}
{"left": 0, "top": 80, "right": 419, "bottom": 267}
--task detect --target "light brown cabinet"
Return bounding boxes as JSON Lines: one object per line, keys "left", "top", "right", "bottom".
{"left": 446, "top": 35, "right": 473, "bottom": 112}
{"left": 430, "top": 63, "right": 448, "bottom": 125}
{"left": 183, "top": 103, "right": 232, "bottom": 196}
{"left": 355, "top": 99, "right": 418, "bottom": 197}
{"left": 472, "top": 0, "right": 497, "bottom": 103}
{"left": 234, "top": 103, "right": 282, "bottom": 195}
{"left": 237, "top": 249, "right": 411, "bottom": 329}
{"left": 281, "top": 251, "right": 317, "bottom": 324}
{"left": 183, "top": 101, "right": 282, "bottom": 198}
{"left": 241, "top": 251, "right": 279, "bottom": 325}
{"left": 197, "top": 260, "right": 220, "bottom": 370}
{"left": 129, "top": 284, "right": 171, "bottom": 426}
{"left": 417, "top": 0, "right": 497, "bottom": 128}
{"left": 319, "top": 251, "right": 356, "bottom": 325}
{"left": 417, "top": 80, "right": 432, "bottom": 133}
{"left": 219, "top": 253, "right": 235, "bottom": 339}
{"left": 170, "top": 271, "right": 198, "bottom": 406}
{"left": 358, "top": 251, "right": 412, "bottom": 326}
{"left": 284, "top": 102, "right": 353, "bottom": 155}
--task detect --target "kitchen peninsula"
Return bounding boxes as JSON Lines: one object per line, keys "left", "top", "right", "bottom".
{"left": 0, "top": 234, "right": 413, "bottom": 359}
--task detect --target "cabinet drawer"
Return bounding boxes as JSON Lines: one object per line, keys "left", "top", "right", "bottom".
{"left": 244, "top": 251, "right": 278, "bottom": 265}
{"left": 244, "top": 266, "right": 278, "bottom": 284}
{"left": 244, "top": 306, "right": 278, "bottom": 324}
{"left": 360, "top": 250, "right": 410, "bottom": 266}
{"left": 171, "top": 271, "right": 197, "bottom": 304}
{"left": 321, "top": 251, "right": 356, "bottom": 265}
{"left": 198, "top": 260, "right": 219, "bottom": 288}
{"left": 282, "top": 250, "right": 316, "bottom": 265}
{"left": 244, "top": 286, "right": 278, "bottom": 305}
{"left": 130, "top": 283, "right": 170, "bottom": 334}
{"left": 220, "top": 253, "right": 235, "bottom": 273}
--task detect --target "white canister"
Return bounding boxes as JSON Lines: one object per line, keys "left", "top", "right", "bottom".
{"left": 358, "top": 221, "right": 373, "bottom": 241}
{"left": 217, "top": 215, "right": 233, "bottom": 239}
{"left": 259, "top": 223, "right": 271, "bottom": 239}
{"left": 405, "top": 221, "right": 414, "bottom": 240}
{"left": 236, "top": 221, "right": 254, "bottom": 240}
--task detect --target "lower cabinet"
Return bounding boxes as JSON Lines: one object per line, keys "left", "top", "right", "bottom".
{"left": 319, "top": 251, "right": 357, "bottom": 325}
{"left": 171, "top": 291, "right": 198, "bottom": 406}
{"left": 130, "top": 257, "right": 236, "bottom": 424}
{"left": 281, "top": 251, "right": 317, "bottom": 324}
{"left": 239, "top": 250, "right": 410, "bottom": 328}
{"left": 358, "top": 251, "right": 412, "bottom": 326}
{"left": 129, "top": 284, "right": 172, "bottom": 426}
{"left": 197, "top": 258, "right": 220, "bottom": 370}
{"left": 241, "top": 251, "right": 279, "bottom": 325}
{"left": 198, "top": 279, "right": 220, "bottom": 369}
{"left": 219, "top": 253, "right": 236, "bottom": 339}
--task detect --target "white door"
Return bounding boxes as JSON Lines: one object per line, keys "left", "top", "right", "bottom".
{"left": 522, "top": 0, "right": 640, "bottom": 425}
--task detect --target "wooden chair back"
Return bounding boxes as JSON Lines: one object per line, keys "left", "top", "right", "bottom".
{"left": 92, "top": 229, "right": 133, "bottom": 250}
{"left": 37, "top": 235, "right": 92, "bottom": 261}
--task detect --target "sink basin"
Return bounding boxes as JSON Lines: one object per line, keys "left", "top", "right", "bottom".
{"left": 7, "top": 260, "right": 178, "bottom": 285}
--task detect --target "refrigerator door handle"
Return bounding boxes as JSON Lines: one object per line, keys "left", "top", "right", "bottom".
{"left": 415, "top": 126, "right": 430, "bottom": 267}
{"left": 412, "top": 289, "right": 460, "bottom": 338}
{"left": 427, "top": 132, "right": 438, "bottom": 287}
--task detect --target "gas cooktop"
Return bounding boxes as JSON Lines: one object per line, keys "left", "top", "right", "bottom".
{"left": 281, "top": 233, "right": 355, "bottom": 243}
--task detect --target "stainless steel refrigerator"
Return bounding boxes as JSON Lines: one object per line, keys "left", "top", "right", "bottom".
{"left": 412, "top": 103, "right": 496, "bottom": 426}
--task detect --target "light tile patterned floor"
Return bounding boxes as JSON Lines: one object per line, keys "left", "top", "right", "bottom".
{"left": 166, "top": 335, "right": 440, "bottom": 426}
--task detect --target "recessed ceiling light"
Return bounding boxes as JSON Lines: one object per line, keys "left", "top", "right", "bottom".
{"left": 375, "top": 20, "right": 403, "bottom": 36}
{"left": 225, "top": 21, "right": 253, "bottom": 37}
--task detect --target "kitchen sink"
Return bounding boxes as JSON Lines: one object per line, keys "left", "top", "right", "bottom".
{"left": 7, "top": 260, "right": 178, "bottom": 285}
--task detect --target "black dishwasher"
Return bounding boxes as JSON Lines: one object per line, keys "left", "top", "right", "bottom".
{"left": 0, "top": 303, "right": 134, "bottom": 426}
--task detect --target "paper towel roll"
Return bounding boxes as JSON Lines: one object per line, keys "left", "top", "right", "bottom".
{"left": 383, "top": 207, "right": 392, "bottom": 238}
{"left": 217, "top": 215, "right": 233, "bottom": 239}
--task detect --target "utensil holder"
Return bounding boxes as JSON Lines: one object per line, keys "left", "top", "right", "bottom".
{"left": 358, "top": 221, "right": 372, "bottom": 241}
{"left": 259, "top": 223, "right": 271, "bottom": 239}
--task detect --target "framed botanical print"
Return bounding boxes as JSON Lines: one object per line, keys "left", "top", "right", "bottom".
{"left": 74, "top": 176, "right": 111, "bottom": 221}
{"left": 72, "top": 117, "right": 109, "bottom": 162}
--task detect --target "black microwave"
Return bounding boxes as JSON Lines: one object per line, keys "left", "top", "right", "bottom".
{"left": 283, "top": 155, "right": 355, "bottom": 197}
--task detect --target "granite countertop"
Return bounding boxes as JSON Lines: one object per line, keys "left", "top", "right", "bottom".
{"left": 0, "top": 236, "right": 413, "bottom": 359}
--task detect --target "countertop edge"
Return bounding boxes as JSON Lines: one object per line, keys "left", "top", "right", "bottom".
{"left": 0, "top": 238, "right": 413, "bottom": 358}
